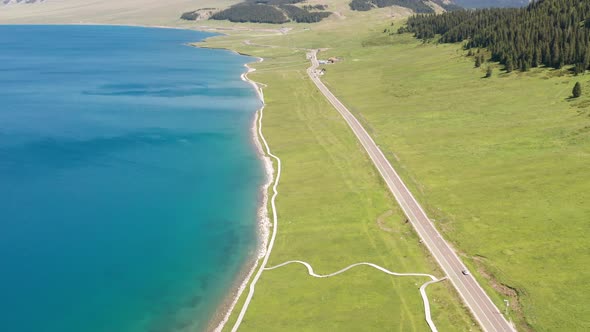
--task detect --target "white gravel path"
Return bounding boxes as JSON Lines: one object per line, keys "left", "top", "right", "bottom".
{"left": 265, "top": 260, "right": 446, "bottom": 332}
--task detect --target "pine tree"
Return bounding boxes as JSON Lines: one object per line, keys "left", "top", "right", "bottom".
{"left": 401, "top": 0, "right": 590, "bottom": 73}
{"left": 552, "top": 42, "right": 562, "bottom": 69}
{"left": 475, "top": 55, "right": 482, "bottom": 68}
{"left": 506, "top": 58, "right": 514, "bottom": 73}
{"left": 486, "top": 66, "right": 493, "bottom": 78}
{"left": 573, "top": 82, "right": 582, "bottom": 98}
{"left": 533, "top": 48, "right": 542, "bottom": 67}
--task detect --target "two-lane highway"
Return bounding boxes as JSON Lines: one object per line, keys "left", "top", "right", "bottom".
{"left": 307, "top": 50, "right": 515, "bottom": 332}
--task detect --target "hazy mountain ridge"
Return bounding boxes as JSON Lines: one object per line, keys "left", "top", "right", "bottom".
{"left": 2, "top": 0, "right": 46, "bottom": 5}
{"left": 1, "top": 0, "right": 530, "bottom": 9}
{"left": 349, "top": 0, "right": 530, "bottom": 13}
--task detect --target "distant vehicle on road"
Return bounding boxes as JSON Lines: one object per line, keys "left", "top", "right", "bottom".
{"left": 462, "top": 269, "right": 470, "bottom": 276}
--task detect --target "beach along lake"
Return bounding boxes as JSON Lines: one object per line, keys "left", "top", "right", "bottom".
{"left": 0, "top": 25, "right": 264, "bottom": 332}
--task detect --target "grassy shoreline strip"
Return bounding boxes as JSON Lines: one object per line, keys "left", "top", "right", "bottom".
{"left": 202, "top": 33, "right": 479, "bottom": 331}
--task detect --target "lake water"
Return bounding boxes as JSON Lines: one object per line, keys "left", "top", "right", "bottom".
{"left": 0, "top": 25, "right": 264, "bottom": 332}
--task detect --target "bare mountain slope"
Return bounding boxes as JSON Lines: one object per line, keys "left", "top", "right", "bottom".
{"left": 0, "top": 0, "right": 239, "bottom": 25}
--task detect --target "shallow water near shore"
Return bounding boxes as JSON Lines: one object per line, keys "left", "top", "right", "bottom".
{"left": 0, "top": 25, "right": 264, "bottom": 332}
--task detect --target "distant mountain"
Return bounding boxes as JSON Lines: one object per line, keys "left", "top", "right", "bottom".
{"left": 452, "top": 0, "right": 529, "bottom": 8}
{"left": 350, "top": 0, "right": 461, "bottom": 13}
{"left": 209, "top": 0, "right": 333, "bottom": 24}
{"left": 2, "top": 0, "right": 46, "bottom": 5}
{"left": 349, "top": 0, "right": 532, "bottom": 12}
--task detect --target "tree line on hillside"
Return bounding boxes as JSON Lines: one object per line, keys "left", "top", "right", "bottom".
{"left": 349, "top": 0, "right": 461, "bottom": 13}
{"left": 210, "top": 0, "right": 332, "bottom": 24}
{"left": 180, "top": 8, "right": 218, "bottom": 21}
{"left": 256, "top": 0, "right": 303, "bottom": 4}
{"left": 181, "top": 11, "right": 201, "bottom": 20}
{"left": 280, "top": 4, "right": 332, "bottom": 22}
{"left": 399, "top": 0, "right": 590, "bottom": 73}
{"left": 349, "top": 0, "right": 434, "bottom": 13}
{"left": 211, "top": 3, "right": 289, "bottom": 23}
{"left": 303, "top": 4, "right": 328, "bottom": 10}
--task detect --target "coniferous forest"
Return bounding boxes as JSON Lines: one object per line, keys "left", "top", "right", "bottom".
{"left": 211, "top": 3, "right": 289, "bottom": 23}
{"left": 279, "top": 4, "right": 332, "bottom": 23}
{"left": 400, "top": 0, "right": 590, "bottom": 73}
{"left": 350, "top": 0, "right": 434, "bottom": 13}
{"left": 210, "top": 0, "right": 332, "bottom": 24}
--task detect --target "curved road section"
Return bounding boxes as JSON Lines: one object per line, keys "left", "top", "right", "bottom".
{"left": 307, "top": 50, "right": 515, "bottom": 332}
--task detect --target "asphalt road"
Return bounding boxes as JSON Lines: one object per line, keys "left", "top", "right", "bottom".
{"left": 307, "top": 50, "right": 516, "bottom": 332}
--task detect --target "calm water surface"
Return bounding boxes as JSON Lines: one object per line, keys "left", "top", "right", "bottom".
{"left": 0, "top": 25, "right": 264, "bottom": 332}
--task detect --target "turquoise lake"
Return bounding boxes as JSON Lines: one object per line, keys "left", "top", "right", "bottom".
{"left": 0, "top": 25, "right": 264, "bottom": 332}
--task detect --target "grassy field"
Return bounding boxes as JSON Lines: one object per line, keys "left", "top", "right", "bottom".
{"left": 317, "top": 25, "right": 590, "bottom": 332}
{"left": 203, "top": 24, "right": 479, "bottom": 331}
{"left": 0, "top": 2, "right": 480, "bottom": 330}
{"left": 203, "top": 7, "right": 590, "bottom": 331}
{"left": 11, "top": 0, "right": 587, "bottom": 329}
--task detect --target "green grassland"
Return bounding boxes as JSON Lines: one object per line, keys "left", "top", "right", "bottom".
{"left": 202, "top": 4, "right": 590, "bottom": 332}
{"left": 318, "top": 29, "right": 590, "bottom": 331}
{"left": 203, "top": 21, "right": 479, "bottom": 331}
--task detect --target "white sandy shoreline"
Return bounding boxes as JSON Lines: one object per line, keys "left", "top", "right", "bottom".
{"left": 208, "top": 57, "right": 273, "bottom": 332}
